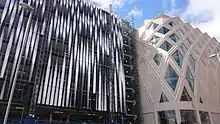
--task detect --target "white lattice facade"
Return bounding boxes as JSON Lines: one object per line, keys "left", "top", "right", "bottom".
{"left": 137, "top": 14, "right": 220, "bottom": 124}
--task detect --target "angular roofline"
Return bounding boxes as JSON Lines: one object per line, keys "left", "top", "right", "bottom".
{"left": 154, "top": 13, "right": 170, "bottom": 19}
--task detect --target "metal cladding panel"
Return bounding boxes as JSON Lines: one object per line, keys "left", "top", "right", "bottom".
{"left": 0, "top": 0, "right": 126, "bottom": 113}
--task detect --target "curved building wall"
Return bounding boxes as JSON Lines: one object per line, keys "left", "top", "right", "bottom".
{"left": 137, "top": 14, "right": 220, "bottom": 124}
{"left": 0, "top": 0, "right": 126, "bottom": 116}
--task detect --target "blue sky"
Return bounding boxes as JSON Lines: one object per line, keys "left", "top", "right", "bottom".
{"left": 90, "top": 0, "right": 220, "bottom": 40}
{"left": 91, "top": 0, "right": 188, "bottom": 27}
{"left": 116, "top": 0, "right": 188, "bottom": 27}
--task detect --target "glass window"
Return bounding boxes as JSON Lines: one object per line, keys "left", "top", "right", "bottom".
{"left": 180, "top": 87, "right": 192, "bottom": 101}
{"left": 189, "top": 55, "right": 196, "bottom": 71}
{"left": 169, "top": 33, "right": 180, "bottom": 43}
{"left": 168, "top": 22, "right": 173, "bottom": 27}
{"left": 149, "top": 22, "right": 159, "bottom": 29}
{"left": 149, "top": 35, "right": 160, "bottom": 44}
{"left": 180, "top": 110, "right": 197, "bottom": 124}
{"left": 164, "top": 65, "right": 179, "bottom": 91}
{"left": 158, "top": 27, "right": 170, "bottom": 34}
{"left": 153, "top": 54, "right": 162, "bottom": 66}
{"left": 199, "top": 111, "right": 211, "bottom": 124}
{"left": 172, "top": 50, "right": 183, "bottom": 67}
{"left": 160, "top": 92, "right": 169, "bottom": 103}
{"left": 186, "top": 67, "right": 195, "bottom": 91}
{"left": 200, "top": 97, "right": 203, "bottom": 103}
{"left": 160, "top": 41, "right": 172, "bottom": 51}
{"left": 158, "top": 110, "right": 177, "bottom": 124}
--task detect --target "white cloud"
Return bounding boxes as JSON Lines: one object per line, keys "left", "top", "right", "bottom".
{"left": 165, "top": 0, "right": 220, "bottom": 41}
{"left": 88, "top": 0, "right": 129, "bottom": 8}
{"left": 163, "top": 0, "right": 176, "bottom": 10}
{"left": 128, "top": 7, "right": 143, "bottom": 18}
{"left": 128, "top": 0, "right": 136, "bottom": 4}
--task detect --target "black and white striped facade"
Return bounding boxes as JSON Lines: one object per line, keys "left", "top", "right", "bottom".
{"left": 0, "top": 0, "right": 126, "bottom": 113}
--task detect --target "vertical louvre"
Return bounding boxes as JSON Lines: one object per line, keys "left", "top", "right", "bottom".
{"left": 0, "top": 0, "right": 126, "bottom": 113}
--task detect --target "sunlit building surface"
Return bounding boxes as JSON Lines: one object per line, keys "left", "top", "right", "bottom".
{"left": 137, "top": 14, "right": 220, "bottom": 124}
{"left": 1, "top": 0, "right": 219, "bottom": 123}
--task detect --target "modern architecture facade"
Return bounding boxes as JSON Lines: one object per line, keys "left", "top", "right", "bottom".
{"left": 0, "top": 0, "right": 139, "bottom": 123}
{"left": 0, "top": 0, "right": 220, "bottom": 123}
{"left": 137, "top": 14, "right": 220, "bottom": 124}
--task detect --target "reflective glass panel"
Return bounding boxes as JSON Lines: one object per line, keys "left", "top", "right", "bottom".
{"left": 153, "top": 54, "right": 162, "bottom": 66}
{"left": 186, "top": 67, "right": 195, "bottom": 91}
{"left": 180, "top": 87, "right": 192, "bottom": 101}
{"left": 160, "top": 92, "right": 169, "bottom": 103}
{"left": 164, "top": 65, "right": 179, "bottom": 90}
{"left": 149, "top": 35, "right": 160, "bottom": 44}
{"left": 199, "top": 111, "right": 211, "bottom": 124}
{"left": 189, "top": 55, "right": 196, "bottom": 71}
{"left": 172, "top": 50, "right": 183, "bottom": 67}
{"left": 160, "top": 41, "right": 172, "bottom": 51}
{"left": 158, "top": 27, "right": 170, "bottom": 34}
{"left": 180, "top": 110, "right": 197, "bottom": 124}
{"left": 169, "top": 33, "right": 180, "bottom": 43}
{"left": 149, "top": 22, "right": 159, "bottom": 29}
{"left": 158, "top": 110, "right": 177, "bottom": 124}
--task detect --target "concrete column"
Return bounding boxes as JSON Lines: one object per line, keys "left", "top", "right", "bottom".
{"left": 196, "top": 110, "right": 202, "bottom": 124}
{"left": 175, "top": 109, "right": 181, "bottom": 124}
{"left": 209, "top": 112, "right": 214, "bottom": 124}
{"left": 154, "top": 110, "right": 159, "bottom": 124}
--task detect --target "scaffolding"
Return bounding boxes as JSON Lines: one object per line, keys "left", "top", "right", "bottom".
{"left": 120, "top": 14, "right": 140, "bottom": 123}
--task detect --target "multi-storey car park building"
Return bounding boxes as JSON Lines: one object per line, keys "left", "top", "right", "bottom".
{"left": 137, "top": 14, "right": 220, "bottom": 124}
{"left": 0, "top": 0, "right": 139, "bottom": 123}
